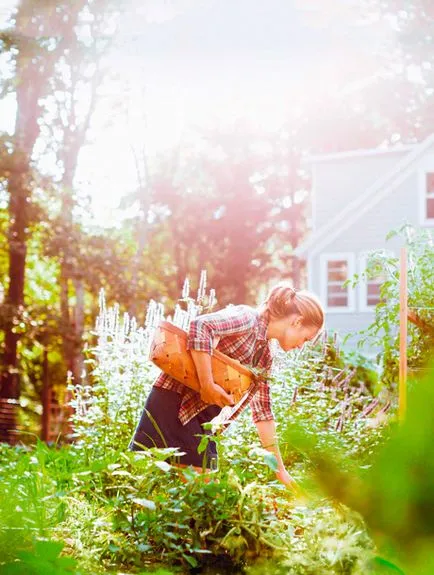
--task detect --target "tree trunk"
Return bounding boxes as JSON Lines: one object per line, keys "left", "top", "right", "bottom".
{"left": 41, "top": 347, "right": 50, "bottom": 442}
{"left": 73, "top": 277, "right": 85, "bottom": 383}
{"left": 57, "top": 83, "right": 99, "bottom": 384}
{"left": 0, "top": 2, "right": 85, "bottom": 443}
{"left": 60, "top": 266, "right": 75, "bottom": 377}
{"left": 1, "top": 164, "right": 28, "bottom": 399}
{"left": 1, "top": 1, "right": 46, "bottom": 402}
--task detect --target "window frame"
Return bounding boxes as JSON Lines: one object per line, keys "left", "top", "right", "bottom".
{"left": 320, "top": 252, "right": 356, "bottom": 313}
{"left": 358, "top": 251, "right": 390, "bottom": 313}
{"left": 418, "top": 169, "right": 434, "bottom": 226}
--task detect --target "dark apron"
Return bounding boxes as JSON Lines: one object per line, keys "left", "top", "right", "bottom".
{"left": 129, "top": 387, "right": 220, "bottom": 469}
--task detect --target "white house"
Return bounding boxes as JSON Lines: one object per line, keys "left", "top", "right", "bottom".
{"left": 295, "top": 133, "right": 434, "bottom": 348}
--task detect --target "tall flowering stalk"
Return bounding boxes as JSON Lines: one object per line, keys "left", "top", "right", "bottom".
{"left": 68, "top": 271, "right": 217, "bottom": 455}
{"left": 197, "top": 269, "right": 207, "bottom": 304}
{"left": 176, "top": 270, "right": 217, "bottom": 329}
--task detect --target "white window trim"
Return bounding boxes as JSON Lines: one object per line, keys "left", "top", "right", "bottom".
{"left": 358, "top": 251, "right": 390, "bottom": 313}
{"left": 307, "top": 254, "right": 313, "bottom": 292}
{"left": 418, "top": 168, "right": 434, "bottom": 226}
{"left": 311, "top": 163, "right": 317, "bottom": 232}
{"left": 320, "top": 252, "right": 356, "bottom": 313}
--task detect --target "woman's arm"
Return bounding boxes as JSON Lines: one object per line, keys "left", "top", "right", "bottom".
{"left": 187, "top": 306, "right": 255, "bottom": 408}
{"left": 255, "top": 420, "right": 298, "bottom": 490}
{"left": 187, "top": 306, "right": 256, "bottom": 355}
{"left": 190, "top": 349, "right": 235, "bottom": 408}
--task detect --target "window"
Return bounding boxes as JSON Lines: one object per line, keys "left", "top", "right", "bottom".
{"left": 327, "top": 260, "right": 349, "bottom": 306}
{"left": 366, "top": 280, "right": 383, "bottom": 306}
{"left": 320, "top": 253, "right": 355, "bottom": 312}
{"left": 426, "top": 173, "right": 434, "bottom": 220}
{"left": 419, "top": 170, "right": 434, "bottom": 225}
{"left": 359, "top": 252, "right": 389, "bottom": 311}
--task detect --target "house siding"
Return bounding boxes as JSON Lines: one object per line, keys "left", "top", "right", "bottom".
{"left": 320, "top": 171, "right": 419, "bottom": 254}
{"left": 313, "top": 152, "right": 408, "bottom": 230}
{"left": 310, "top": 170, "right": 421, "bottom": 350}
{"left": 305, "top": 141, "right": 434, "bottom": 351}
{"left": 319, "top": 312, "right": 376, "bottom": 348}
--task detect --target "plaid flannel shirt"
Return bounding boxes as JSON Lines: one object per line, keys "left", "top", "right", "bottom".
{"left": 153, "top": 304, "right": 274, "bottom": 426}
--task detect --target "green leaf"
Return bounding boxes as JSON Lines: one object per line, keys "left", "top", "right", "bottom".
{"left": 197, "top": 435, "right": 209, "bottom": 454}
{"left": 131, "top": 498, "right": 156, "bottom": 510}
{"left": 0, "top": 564, "right": 32, "bottom": 575}
{"left": 182, "top": 554, "right": 199, "bottom": 568}
{"left": 154, "top": 460, "right": 171, "bottom": 473}
{"left": 54, "top": 557, "right": 77, "bottom": 570}
{"left": 373, "top": 556, "right": 406, "bottom": 573}
{"left": 263, "top": 451, "right": 278, "bottom": 472}
{"left": 33, "top": 541, "right": 64, "bottom": 562}
{"left": 136, "top": 543, "right": 152, "bottom": 552}
{"left": 111, "top": 470, "right": 132, "bottom": 477}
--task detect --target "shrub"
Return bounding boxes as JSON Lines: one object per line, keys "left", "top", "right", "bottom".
{"left": 348, "top": 225, "right": 434, "bottom": 390}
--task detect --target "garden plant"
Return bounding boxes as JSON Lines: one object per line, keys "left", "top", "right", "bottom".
{"left": 0, "top": 232, "right": 433, "bottom": 574}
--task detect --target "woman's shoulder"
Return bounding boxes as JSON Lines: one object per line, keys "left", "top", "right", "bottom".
{"left": 195, "top": 304, "right": 257, "bottom": 325}
{"left": 224, "top": 303, "right": 257, "bottom": 313}
{"left": 223, "top": 304, "right": 258, "bottom": 321}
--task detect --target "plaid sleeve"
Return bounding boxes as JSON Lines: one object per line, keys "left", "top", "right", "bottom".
{"left": 249, "top": 379, "right": 274, "bottom": 423}
{"left": 187, "top": 305, "right": 256, "bottom": 354}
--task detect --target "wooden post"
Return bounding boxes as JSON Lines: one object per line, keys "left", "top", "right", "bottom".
{"left": 399, "top": 247, "right": 408, "bottom": 422}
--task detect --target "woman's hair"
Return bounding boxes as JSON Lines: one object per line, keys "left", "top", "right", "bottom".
{"left": 263, "top": 281, "right": 324, "bottom": 329}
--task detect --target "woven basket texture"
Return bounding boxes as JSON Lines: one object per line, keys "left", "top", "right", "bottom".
{"left": 150, "top": 321, "right": 253, "bottom": 404}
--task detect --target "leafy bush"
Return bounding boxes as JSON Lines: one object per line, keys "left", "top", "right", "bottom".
{"left": 223, "top": 334, "right": 389, "bottom": 489}
{"left": 0, "top": 274, "right": 398, "bottom": 574}
{"left": 69, "top": 273, "right": 215, "bottom": 459}
{"left": 0, "top": 541, "right": 80, "bottom": 575}
{"left": 285, "top": 363, "right": 434, "bottom": 575}
{"left": 348, "top": 225, "right": 434, "bottom": 389}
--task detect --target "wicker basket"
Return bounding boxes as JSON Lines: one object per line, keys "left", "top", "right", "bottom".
{"left": 149, "top": 321, "right": 254, "bottom": 404}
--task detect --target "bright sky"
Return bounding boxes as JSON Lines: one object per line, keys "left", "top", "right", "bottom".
{"left": 0, "top": 0, "right": 402, "bottom": 227}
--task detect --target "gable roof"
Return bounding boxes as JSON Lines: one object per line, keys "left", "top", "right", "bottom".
{"left": 305, "top": 144, "right": 415, "bottom": 164}
{"left": 295, "top": 133, "right": 434, "bottom": 258}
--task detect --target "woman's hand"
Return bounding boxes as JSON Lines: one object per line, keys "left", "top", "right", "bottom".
{"left": 276, "top": 467, "right": 299, "bottom": 491}
{"left": 200, "top": 382, "right": 235, "bottom": 408}
{"left": 190, "top": 350, "right": 234, "bottom": 408}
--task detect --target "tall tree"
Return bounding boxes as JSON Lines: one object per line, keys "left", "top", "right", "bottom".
{"left": 145, "top": 121, "right": 309, "bottom": 305}
{"left": 292, "top": 0, "right": 434, "bottom": 148}
{"left": 46, "top": 0, "right": 118, "bottom": 384}
{"left": 0, "top": 1, "right": 84, "bottom": 406}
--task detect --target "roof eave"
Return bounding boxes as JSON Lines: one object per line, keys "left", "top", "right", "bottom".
{"left": 303, "top": 144, "right": 415, "bottom": 165}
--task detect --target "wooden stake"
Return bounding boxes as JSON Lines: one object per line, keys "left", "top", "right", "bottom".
{"left": 399, "top": 247, "right": 408, "bottom": 422}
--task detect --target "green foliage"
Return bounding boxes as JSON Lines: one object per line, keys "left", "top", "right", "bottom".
{"left": 286, "top": 362, "right": 434, "bottom": 575}
{"left": 246, "top": 506, "right": 374, "bottom": 575}
{"left": 0, "top": 442, "right": 69, "bottom": 563}
{"left": 0, "top": 1, "right": 433, "bottom": 570}
{"left": 57, "top": 290, "right": 398, "bottom": 572}
{"left": 348, "top": 226, "right": 434, "bottom": 389}
{"left": 0, "top": 438, "right": 378, "bottom": 574}
{"left": 0, "top": 295, "right": 393, "bottom": 575}
{"left": 0, "top": 541, "right": 79, "bottom": 575}
{"left": 68, "top": 316, "right": 155, "bottom": 458}
{"left": 225, "top": 336, "right": 388, "bottom": 491}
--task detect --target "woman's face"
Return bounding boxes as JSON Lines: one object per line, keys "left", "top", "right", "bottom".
{"left": 276, "top": 316, "right": 320, "bottom": 352}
